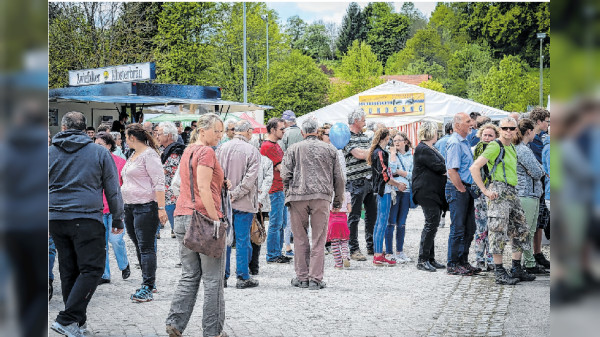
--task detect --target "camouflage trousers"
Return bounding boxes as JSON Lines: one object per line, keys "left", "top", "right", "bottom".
{"left": 474, "top": 194, "right": 493, "bottom": 263}
{"left": 487, "top": 182, "right": 531, "bottom": 255}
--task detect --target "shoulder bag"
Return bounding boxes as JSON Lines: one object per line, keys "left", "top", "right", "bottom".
{"left": 183, "top": 149, "right": 228, "bottom": 258}
{"left": 250, "top": 211, "right": 267, "bottom": 245}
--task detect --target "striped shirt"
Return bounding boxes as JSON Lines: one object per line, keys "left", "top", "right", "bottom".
{"left": 343, "top": 131, "right": 372, "bottom": 181}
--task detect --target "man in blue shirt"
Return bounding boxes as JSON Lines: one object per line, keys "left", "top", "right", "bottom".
{"left": 445, "top": 112, "right": 480, "bottom": 276}
{"left": 434, "top": 122, "right": 453, "bottom": 160}
{"left": 467, "top": 112, "right": 481, "bottom": 146}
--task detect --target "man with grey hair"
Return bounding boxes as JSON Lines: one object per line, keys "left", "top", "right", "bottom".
{"left": 343, "top": 107, "right": 376, "bottom": 260}
{"left": 219, "top": 119, "right": 237, "bottom": 145}
{"left": 49, "top": 111, "right": 124, "bottom": 336}
{"left": 445, "top": 112, "right": 480, "bottom": 276}
{"left": 281, "top": 110, "right": 303, "bottom": 152}
{"left": 282, "top": 119, "right": 345, "bottom": 290}
{"left": 217, "top": 119, "right": 261, "bottom": 288}
{"left": 156, "top": 121, "right": 186, "bottom": 238}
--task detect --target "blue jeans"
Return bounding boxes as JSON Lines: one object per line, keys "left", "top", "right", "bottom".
{"left": 49, "top": 236, "right": 56, "bottom": 280}
{"left": 125, "top": 202, "right": 159, "bottom": 287}
{"left": 266, "top": 191, "right": 287, "bottom": 261}
{"left": 385, "top": 191, "right": 410, "bottom": 254}
{"left": 225, "top": 210, "right": 253, "bottom": 280}
{"left": 166, "top": 204, "right": 176, "bottom": 230}
{"left": 284, "top": 207, "right": 292, "bottom": 248}
{"left": 374, "top": 193, "right": 391, "bottom": 254}
{"left": 446, "top": 183, "right": 476, "bottom": 266}
{"left": 101, "top": 213, "right": 130, "bottom": 280}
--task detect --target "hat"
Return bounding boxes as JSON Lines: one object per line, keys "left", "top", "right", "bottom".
{"left": 281, "top": 110, "right": 296, "bottom": 121}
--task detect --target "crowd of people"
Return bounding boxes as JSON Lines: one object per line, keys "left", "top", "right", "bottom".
{"left": 48, "top": 106, "right": 551, "bottom": 337}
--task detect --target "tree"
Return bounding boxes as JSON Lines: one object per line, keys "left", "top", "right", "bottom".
{"left": 300, "top": 21, "right": 332, "bottom": 61}
{"left": 445, "top": 43, "right": 495, "bottom": 98}
{"left": 336, "top": 2, "right": 367, "bottom": 56}
{"left": 399, "top": 2, "right": 428, "bottom": 40}
{"left": 419, "top": 80, "right": 445, "bottom": 93}
{"left": 285, "top": 15, "right": 306, "bottom": 50}
{"left": 153, "top": 2, "right": 218, "bottom": 85}
{"left": 329, "top": 40, "right": 384, "bottom": 103}
{"left": 385, "top": 28, "right": 450, "bottom": 75}
{"left": 475, "top": 55, "right": 543, "bottom": 111}
{"left": 111, "top": 2, "right": 163, "bottom": 65}
{"left": 254, "top": 50, "right": 330, "bottom": 118}
{"left": 363, "top": 2, "right": 410, "bottom": 64}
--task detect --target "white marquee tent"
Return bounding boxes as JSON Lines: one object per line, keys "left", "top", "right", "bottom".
{"left": 298, "top": 80, "right": 509, "bottom": 127}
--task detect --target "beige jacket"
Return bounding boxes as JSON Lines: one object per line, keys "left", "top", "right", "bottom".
{"left": 281, "top": 136, "right": 345, "bottom": 208}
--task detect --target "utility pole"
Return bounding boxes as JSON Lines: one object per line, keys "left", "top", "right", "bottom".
{"left": 537, "top": 33, "right": 546, "bottom": 107}
{"left": 243, "top": 2, "right": 247, "bottom": 103}
{"left": 262, "top": 14, "right": 269, "bottom": 99}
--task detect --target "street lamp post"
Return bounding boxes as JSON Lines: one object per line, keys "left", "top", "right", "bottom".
{"left": 243, "top": 3, "right": 247, "bottom": 103}
{"left": 262, "top": 14, "right": 269, "bottom": 98}
{"left": 537, "top": 32, "right": 547, "bottom": 107}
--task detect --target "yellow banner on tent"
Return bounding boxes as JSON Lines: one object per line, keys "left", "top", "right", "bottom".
{"left": 359, "top": 93, "right": 425, "bottom": 117}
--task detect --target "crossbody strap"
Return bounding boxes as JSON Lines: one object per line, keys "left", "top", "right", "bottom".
{"left": 189, "top": 149, "right": 196, "bottom": 203}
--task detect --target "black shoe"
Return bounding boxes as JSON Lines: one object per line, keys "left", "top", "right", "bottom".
{"left": 267, "top": 256, "right": 291, "bottom": 264}
{"left": 156, "top": 232, "right": 161, "bottom": 239}
{"left": 534, "top": 253, "right": 550, "bottom": 269}
{"left": 122, "top": 264, "right": 131, "bottom": 280}
{"left": 463, "top": 263, "right": 482, "bottom": 274}
{"left": 367, "top": 249, "right": 374, "bottom": 256}
{"left": 175, "top": 262, "right": 182, "bottom": 268}
{"left": 417, "top": 261, "right": 436, "bottom": 272}
{"left": 291, "top": 277, "right": 309, "bottom": 288}
{"left": 224, "top": 277, "right": 228, "bottom": 288}
{"left": 525, "top": 264, "right": 550, "bottom": 275}
{"left": 447, "top": 265, "right": 473, "bottom": 276}
{"left": 250, "top": 269, "right": 259, "bottom": 276}
{"left": 98, "top": 278, "right": 111, "bottom": 285}
{"left": 236, "top": 278, "right": 259, "bottom": 289}
{"left": 510, "top": 266, "right": 536, "bottom": 281}
{"left": 429, "top": 260, "right": 446, "bottom": 269}
{"left": 308, "top": 280, "right": 326, "bottom": 290}
{"left": 495, "top": 266, "right": 520, "bottom": 285}
{"left": 49, "top": 279, "right": 53, "bottom": 301}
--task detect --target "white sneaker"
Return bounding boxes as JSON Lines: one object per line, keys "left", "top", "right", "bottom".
{"left": 385, "top": 254, "right": 397, "bottom": 262}
{"left": 396, "top": 251, "right": 412, "bottom": 263}
{"left": 439, "top": 217, "right": 446, "bottom": 228}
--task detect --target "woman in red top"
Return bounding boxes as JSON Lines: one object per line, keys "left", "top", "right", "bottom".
{"left": 166, "top": 113, "right": 228, "bottom": 337}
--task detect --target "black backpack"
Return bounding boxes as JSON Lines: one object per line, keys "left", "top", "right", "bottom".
{"left": 482, "top": 139, "right": 509, "bottom": 185}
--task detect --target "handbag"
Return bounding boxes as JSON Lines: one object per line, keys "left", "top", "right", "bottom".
{"left": 398, "top": 154, "right": 418, "bottom": 209}
{"left": 182, "top": 150, "right": 228, "bottom": 258}
{"left": 250, "top": 211, "right": 267, "bottom": 245}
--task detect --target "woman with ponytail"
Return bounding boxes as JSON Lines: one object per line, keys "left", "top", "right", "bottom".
{"left": 121, "top": 123, "right": 167, "bottom": 302}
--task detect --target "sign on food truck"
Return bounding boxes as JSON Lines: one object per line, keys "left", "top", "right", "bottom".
{"left": 68, "top": 62, "right": 156, "bottom": 86}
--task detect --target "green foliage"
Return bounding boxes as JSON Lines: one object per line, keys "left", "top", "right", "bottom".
{"left": 399, "top": 2, "right": 429, "bottom": 40}
{"left": 254, "top": 50, "right": 330, "bottom": 119}
{"left": 285, "top": 15, "right": 307, "bottom": 50}
{"left": 385, "top": 28, "right": 450, "bottom": 75}
{"left": 474, "top": 55, "right": 548, "bottom": 111}
{"left": 363, "top": 3, "right": 411, "bottom": 64}
{"left": 153, "top": 2, "right": 217, "bottom": 85}
{"left": 446, "top": 44, "right": 495, "bottom": 98}
{"left": 336, "top": 2, "right": 367, "bottom": 56}
{"left": 299, "top": 22, "right": 332, "bottom": 61}
{"left": 419, "top": 80, "right": 445, "bottom": 93}
{"left": 329, "top": 41, "right": 384, "bottom": 103}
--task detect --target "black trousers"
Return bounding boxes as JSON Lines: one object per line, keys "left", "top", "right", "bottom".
{"left": 125, "top": 202, "right": 159, "bottom": 287}
{"left": 419, "top": 206, "right": 441, "bottom": 262}
{"left": 347, "top": 179, "right": 377, "bottom": 253}
{"left": 49, "top": 218, "right": 105, "bottom": 326}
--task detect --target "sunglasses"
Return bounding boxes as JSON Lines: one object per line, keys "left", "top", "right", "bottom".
{"left": 500, "top": 126, "right": 517, "bottom": 131}
{"left": 279, "top": 128, "right": 286, "bottom": 131}
{"left": 324, "top": 133, "right": 330, "bottom": 136}
{"left": 228, "top": 128, "right": 235, "bottom": 131}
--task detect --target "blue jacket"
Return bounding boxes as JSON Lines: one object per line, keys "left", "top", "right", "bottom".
{"left": 49, "top": 130, "right": 124, "bottom": 223}
{"left": 542, "top": 136, "right": 550, "bottom": 200}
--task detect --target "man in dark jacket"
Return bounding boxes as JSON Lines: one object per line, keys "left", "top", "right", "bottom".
{"left": 49, "top": 111, "right": 124, "bottom": 337}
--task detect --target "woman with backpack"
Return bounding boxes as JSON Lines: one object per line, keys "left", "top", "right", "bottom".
{"left": 472, "top": 123, "right": 501, "bottom": 271}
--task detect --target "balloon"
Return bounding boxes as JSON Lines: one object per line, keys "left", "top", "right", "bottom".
{"left": 329, "top": 123, "right": 351, "bottom": 150}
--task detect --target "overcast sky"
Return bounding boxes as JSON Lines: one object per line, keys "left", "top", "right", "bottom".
{"left": 266, "top": 2, "right": 437, "bottom": 26}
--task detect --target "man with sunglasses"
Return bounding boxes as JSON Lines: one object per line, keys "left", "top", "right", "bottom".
{"left": 219, "top": 119, "right": 237, "bottom": 145}
{"left": 470, "top": 117, "right": 536, "bottom": 285}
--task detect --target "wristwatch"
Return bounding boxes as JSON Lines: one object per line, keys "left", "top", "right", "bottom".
{"left": 158, "top": 206, "right": 165, "bottom": 210}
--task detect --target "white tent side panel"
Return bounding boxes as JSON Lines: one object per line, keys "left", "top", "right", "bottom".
{"left": 298, "top": 80, "right": 508, "bottom": 128}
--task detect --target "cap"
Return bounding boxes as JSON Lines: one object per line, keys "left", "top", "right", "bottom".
{"left": 281, "top": 110, "right": 296, "bottom": 121}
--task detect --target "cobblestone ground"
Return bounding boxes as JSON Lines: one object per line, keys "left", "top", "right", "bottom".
{"left": 49, "top": 208, "right": 550, "bottom": 336}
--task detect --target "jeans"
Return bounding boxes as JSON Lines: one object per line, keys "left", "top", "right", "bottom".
{"left": 49, "top": 219, "right": 105, "bottom": 326}
{"left": 125, "top": 202, "right": 159, "bottom": 287}
{"left": 166, "top": 204, "right": 176, "bottom": 231}
{"left": 166, "top": 215, "right": 226, "bottom": 337}
{"left": 446, "top": 183, "right": 476, "bottom": 266}
{"left": 266, "top": 191, "right": 287, "bottom": 261}
{"left": 419, "top": 206, "right": 441, "bottom": 262}
{"left": 347, "top": 179, "right": 377, "bottom": 253}
{"left": 385, "top": 191, "right": 410, "bottom": 254}
{"left": 374, "top": 194, "right": 391, "bottom": 254}
{"left": 231, "top": 210, "right": 253, "bottom": 280}
{"left": 101, "top": 213, "right": 129, "bottom": 280}
{"left": 49, "top": 236, "right": 56, "bottom": 280}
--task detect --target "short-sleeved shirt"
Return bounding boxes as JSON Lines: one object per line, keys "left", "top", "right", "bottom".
{"left": 481, "top": 140, "right": 518, "bottom": 187}
{"left": 260, "top": 140, "right": 284, "bottom": 194}
{"left": 343, "top": 131, "right": 372, "bottom": 181}
{"left": 445, "top": 132, "right": 474, "bottom": 184}
{"left": 174, "top": 145, "right": 224, "bottom": 218}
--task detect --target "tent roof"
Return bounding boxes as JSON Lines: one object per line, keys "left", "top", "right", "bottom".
{"left": 298, "top": 80, "right": 508, "bottom": 127}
